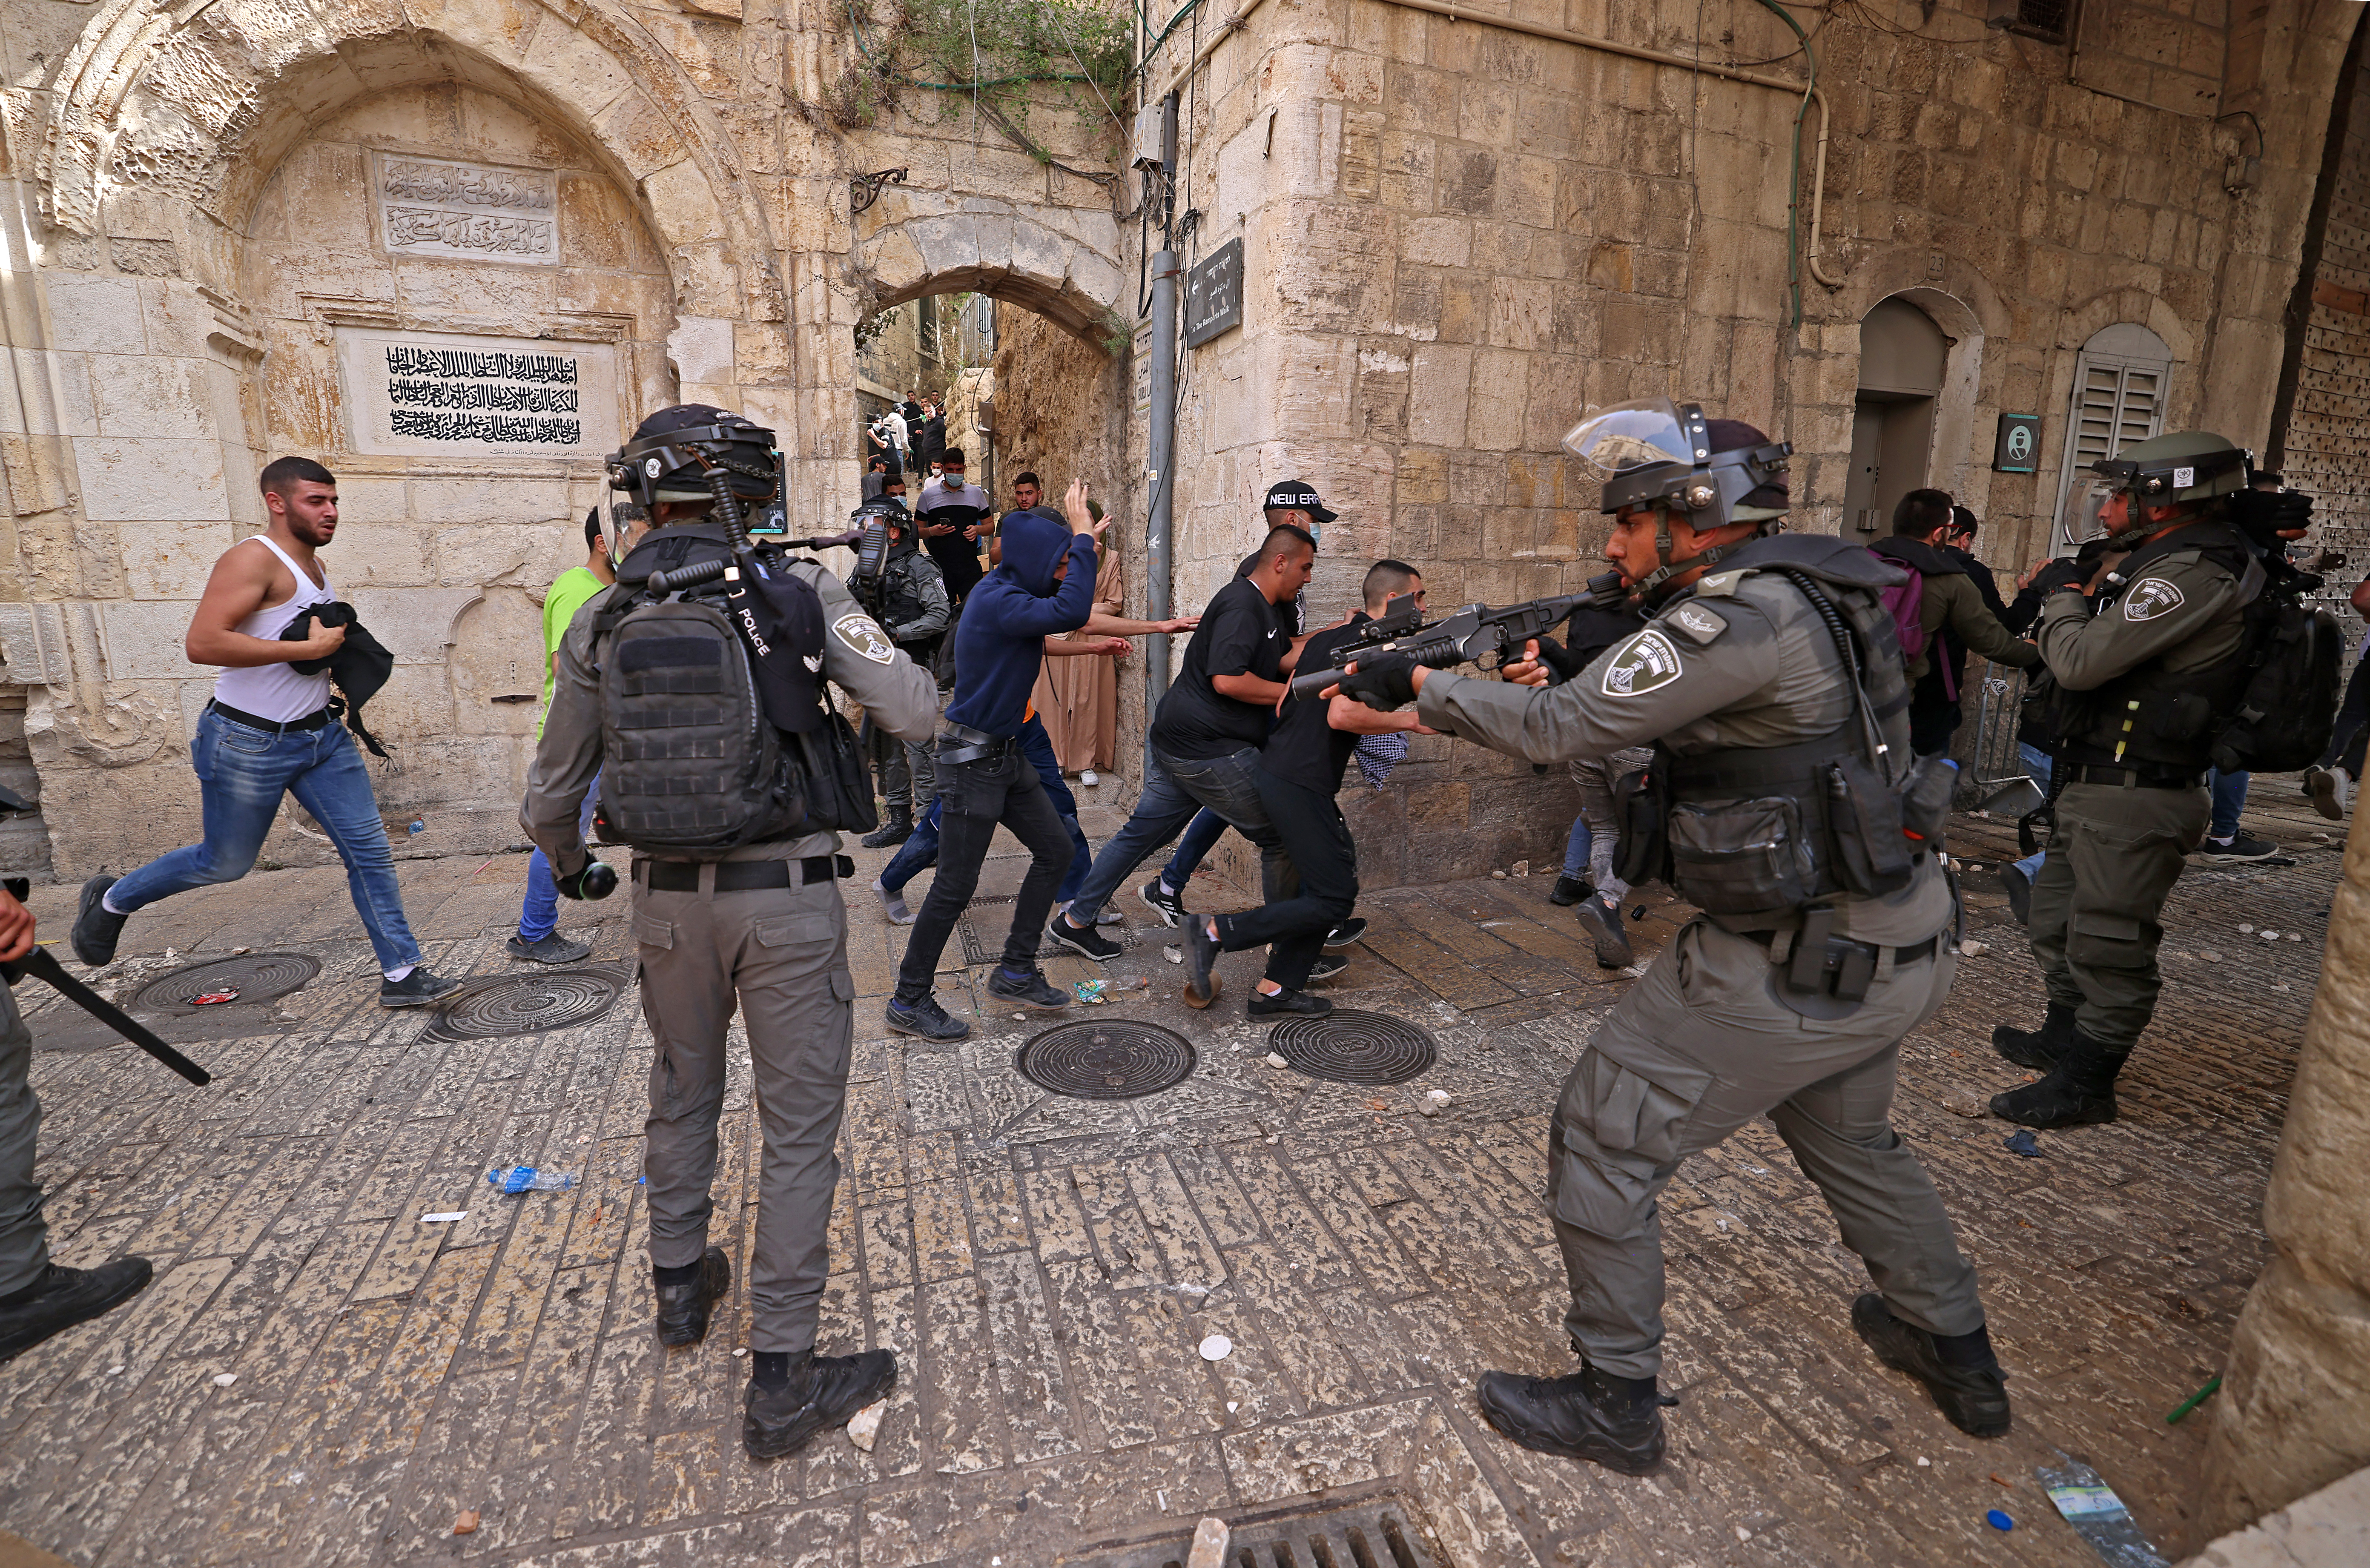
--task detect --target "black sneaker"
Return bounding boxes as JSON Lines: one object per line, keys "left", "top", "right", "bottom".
{"left": 1184, "top": 915, "right": 1221, "bottom": 1006}
{"left": 654, "top": 1247, "right": 730, "bottom": 1348}
{"left": 0, "top": 1258, "right": 154, "bottom": 1363}
{"left": 1308, "top": 953, "right": 1349, "bottom": 983}
{"left": 1323, "top": 917, "right": 1367, "bottom": 949}
{"left": 2197, "top": 831, "right": 2279, "bottom": 863}
{"left": 1477, "top": 1366, "right": 1666, "bottom": 1474}
{"left": 1248, "top": 986, "right": 1331, "bottom": 1018}
{"left": 1997, "top": 862, "right": 2034, "bottom": 925}
{"left": 1850, "top": 1294, "right": 2012, "bottom": 1438}
{"left": 70, "top": 875, "right": 127, "bottom": 968}
{"left": 507, "top": 932, "right": 592, "bottom": 965}
{"left": 745, "top": 1348, "right": 898, "bottom": 1461}
{"left": 886, "top": 994, "right": 971, "bottom": 1041}
{"left": 1548, "top": 875, "right": 1590, "bottom": 907}
{"left": 987, "top": 968, "right": 1069, "bottom": 1010}
{"left": 380, "top": 967, "right": 464, "bottom": 1008}
{"left": 1139, "top": 879, "right": 1188, "bottom": 928}
{"left": 1574, "top": 893, "right": 1634, "bottom": 968}
{"left": 1046, "top": 915, "right": 1123, "bottom": 962}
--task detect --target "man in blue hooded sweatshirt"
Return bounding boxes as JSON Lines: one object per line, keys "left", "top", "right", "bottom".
{"left": 887, "top": 479, "right": 1105, "bottom": 1041}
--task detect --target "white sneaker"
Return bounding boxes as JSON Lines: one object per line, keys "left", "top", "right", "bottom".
{"left": 1080, "top": 770, "right": 1099, "bottom": 786}
{"left": 2307, "top": 765, "right": 2353, "bottom": 822}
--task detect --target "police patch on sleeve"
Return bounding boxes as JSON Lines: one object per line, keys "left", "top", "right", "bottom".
{"left": 2122, "top": 578, "right": 2186, "bottom": 622}
{"left": 834, "top": 612, "right": 897, "bottom": 663}
{"left": 1601, "top": 628, "right": 1686, "bottom": 696}
{"left": 1663, "top": 602, "right": 1728, "bottom": 645}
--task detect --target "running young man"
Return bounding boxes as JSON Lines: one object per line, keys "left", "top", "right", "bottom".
{"left": 71, "top": 458, "right": 461, "bottom": 1007}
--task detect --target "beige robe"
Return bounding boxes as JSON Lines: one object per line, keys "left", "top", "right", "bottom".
{"left": 1033, "top": 543, "right": 1123, "bottom": 772}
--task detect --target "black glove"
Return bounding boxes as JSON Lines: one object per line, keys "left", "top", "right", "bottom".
{"left": 557, "top": 860, "right": 617, "bottom": 900}
{"left": 2029, "top": 558, "right": 2089, "bottom": 597}
{"left": 1532, "top": 635, "right": 1585, "bottom": 685}
{"left": 1335, "top": 650, "right": 1423, "bottom": 711}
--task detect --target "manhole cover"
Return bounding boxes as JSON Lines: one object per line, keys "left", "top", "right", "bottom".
{"left": 1015, "top": 1021, "right": 1195, "bottom": 1100}
{"left": 958, "top": 897, "right": 1140, "bottom": 966}
{"left": 1269, "top": 1009, "right": 1437, "bottom": 1085}
{"left": 1059, "top": 1491, "right": 1440, "bottom": 1568}
{"left": 425, "top": 968, "right": 626, "bottom": 1041}
{"left": 132, "top": 953, "right": 320, "bottom": 1013}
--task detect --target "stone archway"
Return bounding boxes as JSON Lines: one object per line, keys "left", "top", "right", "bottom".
{"left": 850, "top": 203, "right": 1128, "bottom": 347}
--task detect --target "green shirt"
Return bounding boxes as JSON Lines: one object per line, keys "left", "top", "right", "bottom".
{"left": 537, "top": 567, "right": 609, "bottom": 738}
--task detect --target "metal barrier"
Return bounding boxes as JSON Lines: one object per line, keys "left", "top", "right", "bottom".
{"left": 1957, "top": 658, "right": 2043, "bottom": 813}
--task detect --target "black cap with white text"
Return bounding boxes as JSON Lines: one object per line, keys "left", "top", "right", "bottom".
{"left": 1261, "top": 479, "right": 1338, "bottom": 524}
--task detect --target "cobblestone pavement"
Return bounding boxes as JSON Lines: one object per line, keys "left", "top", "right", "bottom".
{"left": 0, "top": 785, "right": 2341, "bottom": 1566}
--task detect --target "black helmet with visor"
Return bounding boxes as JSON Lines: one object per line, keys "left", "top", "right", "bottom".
{"left": 1563, "top": 398, "right": 1792, "bottom": 598}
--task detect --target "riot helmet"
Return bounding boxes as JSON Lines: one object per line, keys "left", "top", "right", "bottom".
{"left": 607, "top": 404, "right": 782, "bottom": 513}
{"left": 1564, "top": 398, "right": 1791, "bottom": 596}
{"left": 2082, "top": 430, "right": 2249, "bottom": 547}
{"left": 848, "top": 497, "right": 909, "bottom": 585}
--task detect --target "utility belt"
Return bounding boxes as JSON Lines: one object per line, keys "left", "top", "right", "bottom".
{"left": 934, "top": 720, "right": 1019, "bottom": 768}
{"left": 2059, "top": 760, "right": 2205, "bottom": 791}
{"left": 634, "top": 855, "right": 854, "bottom": 893}
{"left": 1742, "top": 907, "right": 1943, "bottom": 1012}
{"left": 207, "top": 699, "right": 329, "bottom": 735}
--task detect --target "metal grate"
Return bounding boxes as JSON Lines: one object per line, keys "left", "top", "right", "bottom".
{"left": 1056, "top": 1495, "right": 1440, "bottom": 1568}
{"left": 1958, "top": 659, "right": 2045, "bottom": 813}
{"left": 1269, "top": 1010, "right": 1437, "bottom": 1086}
{"left": 131, "top": 953, "right": 321, "bottom": 1013}
{"left": 1016, "top": 1021, "right": 1195, "bottom": 1100}
{"left": 424, "top": 967, "right": 628, "bottom": 1041}
{"left": 958, "top": 896, "right": 1141, "bottom": 966}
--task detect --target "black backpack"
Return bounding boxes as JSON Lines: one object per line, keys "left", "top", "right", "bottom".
{"left": 2210, "top": 588, "right": 2344, "bottom": 774}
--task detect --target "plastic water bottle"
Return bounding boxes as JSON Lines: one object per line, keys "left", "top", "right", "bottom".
{"left": 407, "top": 818, "right": 425, "bottom": 836}
{"left": 487, "top": 1166, "right": 575, "bottom": 1193}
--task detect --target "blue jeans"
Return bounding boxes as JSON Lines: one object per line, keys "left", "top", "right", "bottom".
{"left": 878, "top": 718, "right": 1090, "bottom": 904}
{"left": 1563, "top": 814, "right": 1593, "bottom": 880}
{"left": 109, "top": 709, "right": 422, "bottom": 974}
{"left": 1159, "top": 808, "right": 1227, "bottom": 890}
{"left": 519, "top": 773, "right": 603, "bottom": 942}
{"left": 2205, "top": 768, "right": 2249, "bottom": 840}
{"left": 2018, "top": 744, "right": 2053, "bottom": 790}
{"left": 1063, "top": 745, "right": 1281, "bottom": 926}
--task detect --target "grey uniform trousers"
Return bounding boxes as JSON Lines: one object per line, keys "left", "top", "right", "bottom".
{"left": 0, "top": 983, "right": 47, "bottom": 1298}
{"left": 633, "top": 862, "right": 855, "bottom": 1356}
{"left": 1548, "top": 918, "right": 1984, "bottom": 1381}
{"left": 2026, "top": 780, "right": 2208, "bottom": 1049}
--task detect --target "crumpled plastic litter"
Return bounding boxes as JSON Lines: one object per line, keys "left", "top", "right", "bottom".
{"left": 1073, "top": 980, "right": 1108, "bottom": 1005}
{"left": 2003, "top": 1129, "right": 2043, "bottom": 1158}
{"left": 2037, "top": 1457, "right": 2170, "bottom": 1568}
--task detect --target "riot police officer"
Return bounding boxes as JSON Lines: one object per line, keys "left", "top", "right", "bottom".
{"left": 1333, "top": 401, "right": 2007, "bottom": 1472}
{"left": 1990, "top": 433, "right": 2258, "bottom": 1129}
{"left": 852, "top": 496, "right": 950, "bottom": 849}
{"left": 524, "top": 406, "right": 936, "bottom": 1460}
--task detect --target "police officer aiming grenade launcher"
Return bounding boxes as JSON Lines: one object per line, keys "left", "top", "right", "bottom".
{"left": 1288, "top": 576, "right": 1624, "bottom": 703}
{"left": 0, "top": 785, "right": 211, "bottom": 1084}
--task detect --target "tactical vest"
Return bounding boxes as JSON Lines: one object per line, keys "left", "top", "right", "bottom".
{"left": 2036, "top": 521, "right": 2261, "bottom": 775}
{"left": 880, "top": 548, "right": 940, "bottom": 647}
{"left": 1616, "top": 535, "right": 1957, "bottom": 929}
{"left": 589, "top": 525, "right": 837, "bottom": 857}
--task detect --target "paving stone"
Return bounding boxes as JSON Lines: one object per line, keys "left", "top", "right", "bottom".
{"left": 0, "top": 806, "right": 2331, "bottom": 1564}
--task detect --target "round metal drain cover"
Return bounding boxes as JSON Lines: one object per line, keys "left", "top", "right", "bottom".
{"left": 132, "top": 953, "right": 320, "bottom": 1013}
{"left": 1270, "top": 1009, "right": 1437, "bottom": 1085}
{"left": 1015, "top": 1021, "right": 1196, "bottom": 1101}
{"left": 427, "top": 969, "right": 625, "bottom": 1041}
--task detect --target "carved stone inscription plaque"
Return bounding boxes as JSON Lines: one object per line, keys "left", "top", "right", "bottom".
{"left": 336, "top": 327, "right": 620, "bottom": 459}
{"left": 376, "top": 154, "right": 557, "bottom": 263}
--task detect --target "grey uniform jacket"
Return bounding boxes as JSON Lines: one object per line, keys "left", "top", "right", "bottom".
{"left": 522, "top": 556, "right": 938, "bottom": 872}
{"left": 2032, "top": 534, "right": 2249, "bottom": 692}
{"left": 1414, "top": 569, "right": 1955, "bottom": 945}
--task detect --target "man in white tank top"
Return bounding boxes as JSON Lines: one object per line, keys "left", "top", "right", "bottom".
{"left": 69, "top": 458, "right": 462, "bottom": 1008}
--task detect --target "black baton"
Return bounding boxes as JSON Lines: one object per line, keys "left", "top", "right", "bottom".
{"left": 2, "top": 948, "right": 212, "bottom": 1086}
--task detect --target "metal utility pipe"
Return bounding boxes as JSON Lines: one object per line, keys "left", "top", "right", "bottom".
{"left": 1144, "top": 247, "right": 1181, "bottom": 771}
{"left": 1153, "top": 0, "right": 1840, "bottom": 290}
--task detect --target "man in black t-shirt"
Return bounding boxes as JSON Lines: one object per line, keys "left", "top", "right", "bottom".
{"left": 1048, "top": 524, "right": 1315, "bottom": 965}
{"left": 1179, "top": 560, "right": 1432, "bottom": 1013}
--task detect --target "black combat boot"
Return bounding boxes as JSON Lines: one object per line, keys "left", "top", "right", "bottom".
{"left": 0, "top": 1258, "right": 153, "bottom": 1363}
{"left": 1991, "top": 1001, "right": 2077, "bottom": 1072}
{"left": 1851, "top": 1294, "right": 2012, "bottom": 1437}
{"left": 1477, "top": 1363, "right": 1665, "bottom": 1474}
{"left": 859, "top": 807, "right": 912, "bottom": 850}
{"left": 745, "top": 1347, "right": 898, "bottom": 1460}
{"left": 1989, "top": 1029, "right": 2128, "bottom": 1129}
{"left": 653, "top": 1247, "right": 730, "bottom": 1347}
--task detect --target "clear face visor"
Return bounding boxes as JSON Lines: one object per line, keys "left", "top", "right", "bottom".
{"left": 1561, "top": 398, "right": 1701, "bottom": 479}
